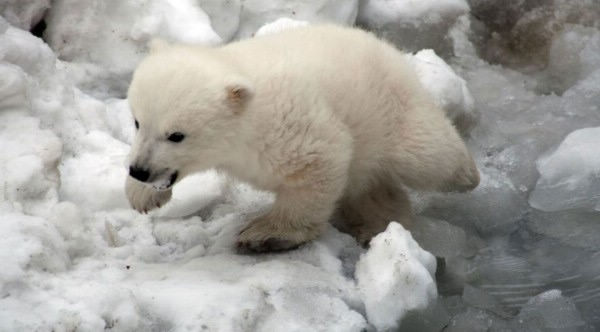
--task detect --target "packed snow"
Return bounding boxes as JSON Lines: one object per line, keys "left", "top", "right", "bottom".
{"left": 1, "top": 0, "right": 600, "bottom": 331}
{"left": 356, "top": 222, "right": 437, "bottom": 331}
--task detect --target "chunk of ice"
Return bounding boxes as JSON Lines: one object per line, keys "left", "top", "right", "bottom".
{"left": 355, "top": 222, "right": 437, "bottom": 330}
{"left": 513, "top": 290, "right": 584, "bottom": 331}
{"left": 410, "top": 217, "right": 467, "bottom": 258}
{"left": 529, "top": 127, "right": 600, "bottom": 212}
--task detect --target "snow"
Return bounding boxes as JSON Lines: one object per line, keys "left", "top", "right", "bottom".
{"left": 0, "top": 0, "right": 49, "bottom": 30}
{"left": 410, "top": 49, "right": 476, "bottom": 134}
{"left": 198, "top": 0, "right": 242, "bottom": 42}
{"left": 356, "top": 222, "right": 437, "bottom": 331}
{"left": 234, "top": 0, "right": 358, "bottom": 39}
{"left": 44, "top": 0, "right": 221, "bottom": 98}
{"left": 1, "top": 0, "right": 600, "bottom": 330}
{"left": 58, "top": 130, "right": 130, "bottom": 212}
{"left": 255, "top": 18, "right": 309, "bottom": 37}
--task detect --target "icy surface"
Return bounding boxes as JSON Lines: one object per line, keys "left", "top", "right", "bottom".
{"left": 410, "top": 217, "right": 468, "bottom": 259}
{"left": 1, "top": 0, "right": 600, "bottom": 330}
{"left": 356, "top": 222, "right": 437, "bottom": 331}
{"left": 529, "top": 127, "right": 600, "bottom": 212}
{"left": 357, "top": 0, "right": 470, "bottom": 55}
{"left": 513, "top": 289, "right": 585, "bottom": 331}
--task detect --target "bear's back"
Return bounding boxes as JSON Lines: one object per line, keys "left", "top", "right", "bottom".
{"left": 222, "top": 25, "right": 396, "bottom": 80}
{"left": 220, "top": 25, "right": 426, "bottom": 120}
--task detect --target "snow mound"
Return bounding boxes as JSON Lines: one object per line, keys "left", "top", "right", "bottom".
{"left": 529, "top": 127, "right": 600, "bottom": 212}
{"left": 356, "top": 222, "right": 437, "bottom": 331}
{"left": 0, "top": 0, "right": 49, "bottom": 30}
{"left": 39, "top": 0, "right": 362, "bottom": 98}
{"left": 0, "top": 213, "right": 69, "bottom": 289}
{"left": 45, "top": 0, "right": 221, "bottom": 69}
{"left": 197, "top": 0, "right": 242, "bottom": 42}
{"left": 44, "top": 0, "right": 221, "bottom": 97}
{"left": 58, "top": 131, "right": 130, "bottom": 212}
{"left": 235, "top": 0, "right": 358, "bottom": 39}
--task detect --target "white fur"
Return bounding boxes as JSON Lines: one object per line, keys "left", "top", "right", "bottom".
{"left": 126, "top": 25, "right": 479, "bottom": 251}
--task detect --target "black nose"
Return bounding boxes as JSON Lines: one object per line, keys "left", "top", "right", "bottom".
{"left": 129, "top": 166, "right": 150, "bottom": 182}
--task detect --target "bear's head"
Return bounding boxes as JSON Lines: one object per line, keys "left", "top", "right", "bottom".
{"left": 126, "top": 44, "right": 254, "bottom": 190}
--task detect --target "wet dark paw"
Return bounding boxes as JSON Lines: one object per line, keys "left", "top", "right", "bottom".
{"left": 236, "top": 238, "right": 302, "bottom": 254}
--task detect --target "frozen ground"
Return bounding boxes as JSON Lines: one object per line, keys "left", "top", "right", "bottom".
{"left": 1, "top": 0, "right": 599, "bottom": 331}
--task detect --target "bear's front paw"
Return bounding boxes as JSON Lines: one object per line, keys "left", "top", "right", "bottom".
{"left": 125, "top": 176, "right": 172, "bottom": 213}
{"left": 236, "top": 236, "right": 301, "bottom": 253}
{"left": 236, "top": 215, "right": 318, "bottom": 253}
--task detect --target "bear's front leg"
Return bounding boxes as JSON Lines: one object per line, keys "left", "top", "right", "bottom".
{"left": 237, "top": 150, "right": 351, "bottom": 252}
{"left": 125, "top": 176, "right": 172, "bottom": 213}
{"left": 340, "top": 181, "right": 412, "bottom": 246}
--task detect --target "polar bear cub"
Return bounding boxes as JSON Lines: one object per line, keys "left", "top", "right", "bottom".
{"left": 125, "top": 25, "right": 479, "bottom": 252}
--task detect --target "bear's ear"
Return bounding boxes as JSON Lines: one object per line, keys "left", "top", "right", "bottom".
{"left": 148, "top": 38, "right": 170, "bottom": 53}
{"left": 225, "top": 81, "right": 254, "bottom": 111}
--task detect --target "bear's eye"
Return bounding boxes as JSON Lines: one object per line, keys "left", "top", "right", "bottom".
{"left": 167, "top": 132, "right": 185, "bottom": 143}
{"left": 134, "top": 120, "right": 139, "bottom": 130}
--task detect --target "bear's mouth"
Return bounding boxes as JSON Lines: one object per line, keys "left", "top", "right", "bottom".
{"left": 168, "top": 171, "right": 178, "bottom": 187}
{"left": 150, "top": 170, "right": 178, "bottom": 191}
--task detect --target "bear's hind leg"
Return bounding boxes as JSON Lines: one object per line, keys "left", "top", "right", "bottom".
{"left": 339, "top": 180, "right": 412, "bottom": 246}
{"left": 392, "top": 108, "right": 480, "bottom": 193}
